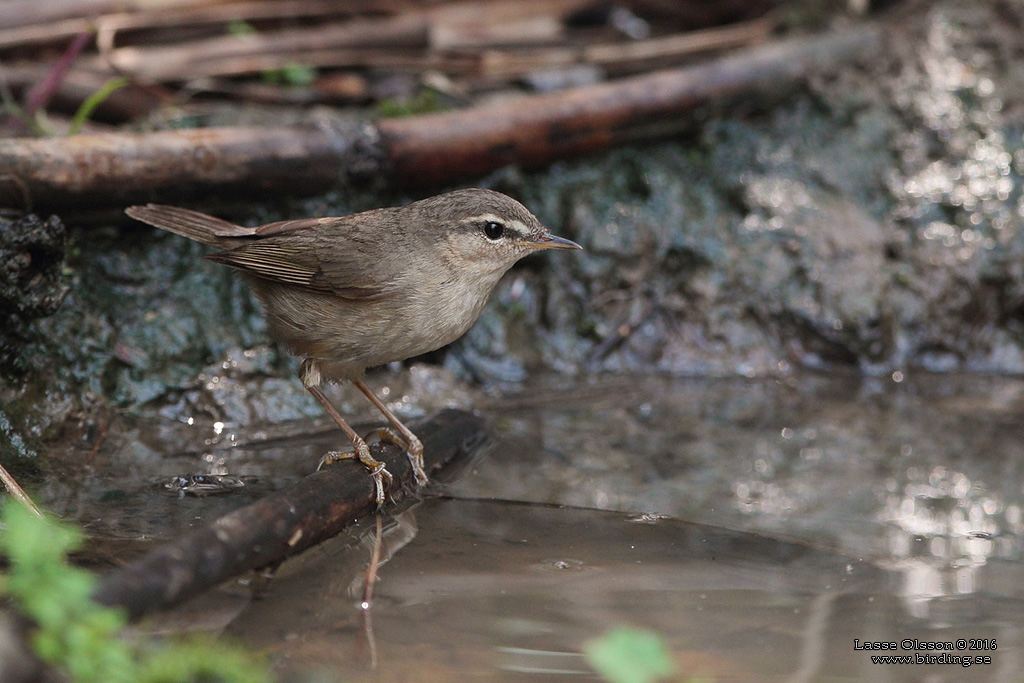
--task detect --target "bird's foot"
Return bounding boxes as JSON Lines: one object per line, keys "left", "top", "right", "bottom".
{"left": 319, "top": 446, "right": 393, "bottom": 506}
{"left": 373, "top": 428, "right": 429, "bottom": 487}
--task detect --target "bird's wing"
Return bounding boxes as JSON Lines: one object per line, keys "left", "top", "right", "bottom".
{"left": 206, "top": 216, "right": 394, "bottom": 299}
{"left": 253, "top": 217, "right": 332, "bottom": 236}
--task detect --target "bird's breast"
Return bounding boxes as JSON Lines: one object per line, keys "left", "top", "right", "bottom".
{"left": 250, "top": 273, "right": 498, "bottom": 378}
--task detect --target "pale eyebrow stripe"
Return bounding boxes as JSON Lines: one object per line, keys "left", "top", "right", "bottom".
{"left": 462, "top": 213, "right": 505, "bottom": 224}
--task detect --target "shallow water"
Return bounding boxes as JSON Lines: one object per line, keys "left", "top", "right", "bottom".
{"left": 224, "top": 499, "right": 895, "bottom": 680}
{"left": 223, "top": 497, "right": 1023, "bottom": 681}
{"left": 46, "top": 372, "right": 1024, "bottom": 679}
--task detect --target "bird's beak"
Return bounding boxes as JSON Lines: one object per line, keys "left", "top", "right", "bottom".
{"left": 522, "top": 233, "right": 583, "bottom": 251}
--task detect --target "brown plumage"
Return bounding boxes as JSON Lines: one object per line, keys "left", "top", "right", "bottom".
{"left": 126, "top": 189, "right": 581, "bottom": 503}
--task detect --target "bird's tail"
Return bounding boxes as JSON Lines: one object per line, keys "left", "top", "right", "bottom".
{"left": 125, "top": 204, "right": 254, "bottom": 247}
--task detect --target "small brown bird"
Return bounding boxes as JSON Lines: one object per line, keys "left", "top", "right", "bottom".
{"left": 126, "top": 189, "right": 581, "bottom": 503}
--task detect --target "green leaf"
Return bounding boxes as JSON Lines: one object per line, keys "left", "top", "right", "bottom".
{"left": 68, "top": 77, "right": 128, "bottom": 136}
{"left": 137, "top": 636, "right": 271, "bottom": 683}
{"left": 0, "top": 499, "right": 270, "bottom": 681}
{"left": 261, "top": 61, "right": 318, "bottom": 87}
{"left": 227, "top": 19, "right": 258, "bottom": 37}
{"left": 584, "top": 626, "right": 678, "bottom": 683}
{"left": 0, "top": 500, "right": 132, "bottom": 678}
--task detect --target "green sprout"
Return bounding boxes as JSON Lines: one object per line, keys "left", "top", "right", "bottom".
{"left": 68, "top": 77, "right": 128, "bottom": 135}
{"left": 0, "top": 500, "right": 270, "bottom": 682}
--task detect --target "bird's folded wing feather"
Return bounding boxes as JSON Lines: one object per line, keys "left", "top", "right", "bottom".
{"left": 207, "top": 217, "right": 393, "bottom": 299}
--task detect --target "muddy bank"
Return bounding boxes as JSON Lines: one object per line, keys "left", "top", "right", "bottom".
{"left": 478, "top": 0, "right": 1024, "bottom": 379}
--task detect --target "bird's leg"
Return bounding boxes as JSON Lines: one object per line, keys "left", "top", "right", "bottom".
{"left": 308, "top": 385, "right": 392, "bottom": 505}
{"left": 352, "top": 379, "right": 428, "bottom": 487}
{"left": 302, "top": 362, "right": 392, "bottom": 505}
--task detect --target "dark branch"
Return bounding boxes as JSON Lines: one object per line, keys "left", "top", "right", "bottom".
{"left": 92, "top": 408, "right": 486, "bottom": 621}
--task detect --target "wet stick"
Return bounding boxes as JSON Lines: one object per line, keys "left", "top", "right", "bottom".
{"left": 92, "top": 409, "right": 485, "bottom": 621}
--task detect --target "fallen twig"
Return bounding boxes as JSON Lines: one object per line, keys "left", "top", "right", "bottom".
{"left": 0, "top": 25, "right": 882, "bottom": 210}
{"left": 92, "top": 408, "right": 486, "bottom": 621}
{"left": 379, "top": 24, "right": 880, "bottom": 183}
{"left": 476, "top": 16, "right": 773, "bottom": 81}
{"left": 0, "top": 464, "right": 42, "bottom": 517}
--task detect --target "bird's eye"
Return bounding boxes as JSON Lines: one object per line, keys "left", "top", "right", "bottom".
{"left": 483, "top": 221, "right": 504, "bottom": 240}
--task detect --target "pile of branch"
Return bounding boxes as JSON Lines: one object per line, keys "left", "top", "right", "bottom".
{"left": 0, "top": 1, "right": 887, "bottom": 209}
{"left": 0, "top": 25, "right": 882, "bottom": 209}
{"left": 0, "top": 0, "right": 777, "bottom": 122}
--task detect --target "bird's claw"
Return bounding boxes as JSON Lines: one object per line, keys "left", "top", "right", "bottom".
{"left": 318, "top": 448, "right": 393, "bottom": 506}
{"left": 372, "top": 428, "right": 429, "bottom": 488}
